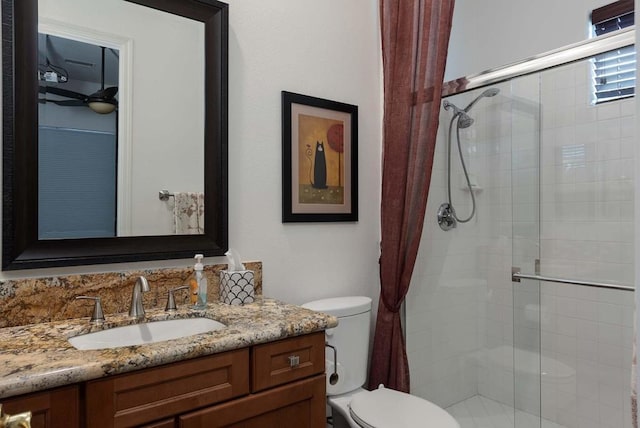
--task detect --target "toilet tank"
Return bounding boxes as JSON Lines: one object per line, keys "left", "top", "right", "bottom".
{"left": 302, "top": 296, "right": 372, "bottom": 396}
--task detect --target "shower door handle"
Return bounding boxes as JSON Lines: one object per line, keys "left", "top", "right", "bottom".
{"left": 511, "top": 268, "right": 634, "bottom": 292}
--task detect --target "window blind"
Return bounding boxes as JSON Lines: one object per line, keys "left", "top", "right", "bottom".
{"left": 591, "top": 0, "right": 635, "bottom": 103}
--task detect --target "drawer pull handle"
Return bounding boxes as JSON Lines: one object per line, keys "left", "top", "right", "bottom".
{"left": 288, "top": 355, "right": 300, "bottom": 368}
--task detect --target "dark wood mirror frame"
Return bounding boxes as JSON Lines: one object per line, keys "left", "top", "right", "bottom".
{"left": 2, "top": 0, "right": 228, "bottom": 270}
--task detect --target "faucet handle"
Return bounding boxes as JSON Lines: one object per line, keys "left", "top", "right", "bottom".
{"left": 75, "top": 296, "right": 105, "bottom": 324}
{"left": 165, "top": 285, "right": 190, "bottom": 312}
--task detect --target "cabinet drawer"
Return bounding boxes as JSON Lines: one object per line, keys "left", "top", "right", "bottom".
{"left": 179, "top": 374, "right": 326, "bottom": 428}
{"left": 86, "top": 348, "right": 249, "bottom": 428}
{"left": 141, "top": 419, "right": 175, "bottom": 428}
{"left": 251, "top": 332, "right": 325, "bottom": 392}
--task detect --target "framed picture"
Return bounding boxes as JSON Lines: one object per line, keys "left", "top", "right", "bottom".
{"left": 282, "top": 91, "right": 358, "bottom": 222}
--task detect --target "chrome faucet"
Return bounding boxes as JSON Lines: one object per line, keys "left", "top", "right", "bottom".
{"left": 129, "top": 276, "right": 150, "bottom": 320}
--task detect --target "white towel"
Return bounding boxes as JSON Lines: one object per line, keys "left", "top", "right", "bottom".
{"left": 173, "top": 192, "right": 204, "bottom": 234}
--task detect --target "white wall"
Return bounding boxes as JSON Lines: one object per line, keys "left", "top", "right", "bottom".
{"left": 445, "top": 0, "right": 613, "bottom": 81}
{"left": 2, "top": 1, "right": 383, "bottom": 307}
{"left": 224, "top": 0, "right": 382, "bottom": 304}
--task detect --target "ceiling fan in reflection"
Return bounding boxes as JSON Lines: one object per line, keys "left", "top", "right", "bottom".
{"left": 38, "top": 46, "right": 118, "bottom": 114}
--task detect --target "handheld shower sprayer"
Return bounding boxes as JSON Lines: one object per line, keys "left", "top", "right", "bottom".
{"left": 463, "top": 87, "right": 500, "bottom": 113}
{"left": 437, "top": 87, "right": 500, "bottom": 231}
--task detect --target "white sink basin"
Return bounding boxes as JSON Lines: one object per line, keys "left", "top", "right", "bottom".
{"left": 68, "top": 318, "right": 226, "bottom": 350}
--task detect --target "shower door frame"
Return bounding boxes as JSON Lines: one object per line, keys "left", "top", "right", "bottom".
{"left": 420, "top": 24, "right": 636, "bottom": 428}
{"left": 442, "top": 27, "right": 634, "bottom": 97}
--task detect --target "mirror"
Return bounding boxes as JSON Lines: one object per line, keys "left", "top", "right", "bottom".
{"left": 2, "top": 0, "right": 229, "bottom": 270}
{"left": 38, "top": 35, "right": 123, "bottom": 239}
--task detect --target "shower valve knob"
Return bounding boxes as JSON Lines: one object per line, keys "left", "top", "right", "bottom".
{"left": 437, "top": 203, "right": 457, "bottom": 231}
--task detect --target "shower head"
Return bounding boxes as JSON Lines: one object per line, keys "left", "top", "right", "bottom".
{"left": 457, "top": 113, "right": 474, "bottom": 128}
{"left": 483, "top": 88, "right": 500, "bottom": 97}
{"left": 463, "top": 87, "right": 500, "bottom": 113}
{"left": 443, "top": 99, "right": 474, "bottom": 128}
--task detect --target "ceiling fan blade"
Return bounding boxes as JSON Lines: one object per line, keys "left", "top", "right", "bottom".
{"left": 103, "top": 86, "right": 118, "bottom": 99}
{"left": 53, "top": 99, "right": 87, "bottom": 107}
{"left": 42, "top": 86, "right": 88, "bottom": 101}
{"left": 89, "top": 86, "right": 118, "bottom": 100}
{"left": 39, "top": 98, "right": 86, "bottom": 107}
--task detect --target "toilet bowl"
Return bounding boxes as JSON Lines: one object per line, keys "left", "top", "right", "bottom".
{"left": 302, "top": 296, "right": 459, "bottom": 428}
{"left": 329, "top": 385, "right": 460, "bottom": 428}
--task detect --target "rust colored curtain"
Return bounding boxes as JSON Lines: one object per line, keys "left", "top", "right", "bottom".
{"left": 368, "top": 0, "right": 455, "bottom": 392}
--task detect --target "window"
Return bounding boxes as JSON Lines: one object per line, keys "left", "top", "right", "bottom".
{"left": 590, "top": 0, "right": 635, "bottom": 103}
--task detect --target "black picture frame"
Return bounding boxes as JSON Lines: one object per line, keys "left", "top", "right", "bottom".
{"left": 282, "top": 91, "right": 358, "bottom": 223}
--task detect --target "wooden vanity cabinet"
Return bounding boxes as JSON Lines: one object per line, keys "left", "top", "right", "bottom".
{"left": 0, "top": 332, "right": 326, "bottom": 428}
{"left": 178, "top": 374, "right": 325, "bottom": 427}
{"left": 0, "top": 385, "right": 80, "bottom": 428}
{"left": 179, "top": 332, "right": 326, "bottom": 428}
{"left": 87, "top": 331, "right": 326, "bottom": 428}
{"left": 85, "top": 348, "right": 250, "bottom": 427}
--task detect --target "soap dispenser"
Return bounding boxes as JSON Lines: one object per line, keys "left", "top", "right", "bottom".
{"left": 191, "top": 254, "right": 208, "bottom": 309}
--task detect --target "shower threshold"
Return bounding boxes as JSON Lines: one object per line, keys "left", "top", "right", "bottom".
{"left": 446, "top": 395, "right": 566, "bottom": 428}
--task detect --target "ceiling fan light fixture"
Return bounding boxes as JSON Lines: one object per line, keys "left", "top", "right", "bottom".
{"left": 87, "top": 47, "right": 118, "bottom": 114}
{"left": 88, "top": 99, "right": 116, "bottom": 114}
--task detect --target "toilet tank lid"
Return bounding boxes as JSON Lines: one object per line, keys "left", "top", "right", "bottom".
{"left": 302, "top": 296, "right": 372, "bottom": 318}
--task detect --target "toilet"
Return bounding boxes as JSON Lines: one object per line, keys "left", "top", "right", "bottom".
{"left": 302, "top": 296, "right": 460, "bottom": 428}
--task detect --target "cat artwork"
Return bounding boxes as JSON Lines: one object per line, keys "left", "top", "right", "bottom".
{"left": 312, "top": 141, "right": 328, "bottom": 189}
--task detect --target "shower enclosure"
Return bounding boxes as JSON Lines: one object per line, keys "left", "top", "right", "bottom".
{"left": 406, "top": 28, "right": 635, "bottom": 428}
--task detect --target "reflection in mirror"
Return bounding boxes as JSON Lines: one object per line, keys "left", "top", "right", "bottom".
{"left": 2, "top": 0, "right": 228, "bottom": 270}
{"left": 38, "top": 35, "right": 119, "bottom": 239}
{"left": 38, "top": 0, "right": 206, "bottom": 238}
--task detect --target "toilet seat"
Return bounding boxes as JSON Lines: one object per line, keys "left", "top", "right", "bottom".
{"left": 348, "top": 386, "right": 460, "bottom": 428}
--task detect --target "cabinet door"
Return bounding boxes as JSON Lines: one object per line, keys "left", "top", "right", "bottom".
{"left": 86, "top": 349, "right": 249, "bottom": 428}
{"left": 1, "top": 385, "right": 80, "bottom": 428}
{"left": 179, "top": 374, "right": 325, "bottom": 428}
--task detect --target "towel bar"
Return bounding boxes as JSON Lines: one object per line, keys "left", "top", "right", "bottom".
{"left": 159, "top": 190, "right": 175, "bottom": 201}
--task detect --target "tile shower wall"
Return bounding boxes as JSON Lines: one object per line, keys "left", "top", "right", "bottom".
{"left": 407, "top": 56, "right": 634, "bottom": 428}
{"left": 537, "top": 60, "right": 635, "bottom": 428}
{"left": 407, "top": 82, "right": 513, "bottom": 408}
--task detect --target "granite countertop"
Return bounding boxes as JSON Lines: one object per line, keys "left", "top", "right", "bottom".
{"left": 0, "top": 297, "right": 337, "bottom": 399}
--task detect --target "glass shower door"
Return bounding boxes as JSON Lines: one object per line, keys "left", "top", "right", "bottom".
{"left": 511, "top": 52, "right": 636, "bottom": 428}
{"left": 510, "top": 73, "right": 542, "bottom": 428}
{"left": 408, "top": 31, "right": 634, "bottom": 428}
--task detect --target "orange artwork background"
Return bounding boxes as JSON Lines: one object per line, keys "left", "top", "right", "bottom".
{"left": 297, "top": 114, "right": 344, "bottom": 188}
